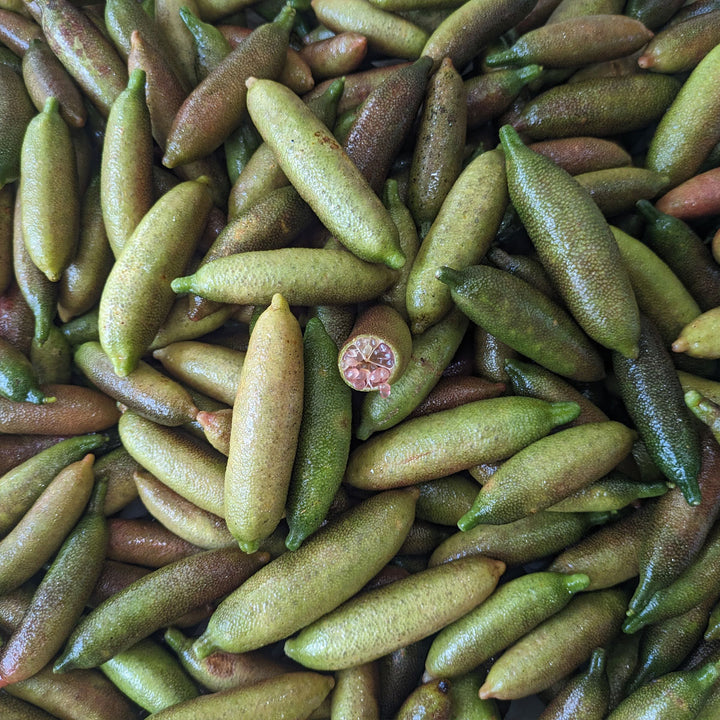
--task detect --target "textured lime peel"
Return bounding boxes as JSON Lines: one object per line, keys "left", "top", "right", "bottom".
{"left": 340, "top": 336, "right": 395, "bottom": 398}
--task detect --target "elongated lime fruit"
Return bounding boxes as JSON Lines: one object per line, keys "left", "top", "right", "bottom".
{"left": 245, "top": 77, "right": 404, "bottom": 269}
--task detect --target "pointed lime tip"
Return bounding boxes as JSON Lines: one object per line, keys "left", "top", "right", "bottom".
{"left": 355, "top": 423, "right": 372, "bottom": 442}
{"left": 324, "top": 77, "right": 345, "bottom": 103}
{"left": 178, "top": 5, "right": 195, "bottom": 25}
{"left": 195, "top": 410, "right": 215, "bottom": 432}
{"left": 42, "top": 96, "right": 60, "bottom": 115}
{"left": 485, "top": 49, "right": 516, "bottom": 68}
{"left": 274, "top": 4, "right": 296, "bottom": 30}
{"left": 627, "top": 581, "right": 653, "bottom": 617}
{"left": 636, "top": 199, "right": 660, "bottom": 221}
{"left": 162, "top": 148, "right": 178, "bottom": 169}
{"left": 565, "top": 573, "right": 591, "bottom": 593}
{"left": 238, "top": 538, "right": 261, "bottom": 554}
{"left": 616, "top": 338, "right": 640, "bottom": 360}
{"left": 622, "top": 610, "right": 647, "bottom": 635}
{"left": 53, "top": 653, "right": 76, "bottom": 674}
{"left": 283, "top": 638, "right": 296, "bottom": 658}
{"left": 385, "top": 250, "right": 406, "bottom": 270}
{"left": 498, "top": 124, "right": 523, "bottom": 154}
{"left": 127, "top": 68, "right": 146, "bottom": 94}
{"left": 435, "top": 266, "right": 462, "bottom": 287}
{"left": 517, "top": 64, "right": 543, "bottom": 83}
{"left": 284, "top": 530, "right": 303, "bottom": 552}
{"left": 110, "top": 355, "right": 134, "bottom": 378}
{"left": 171, "top": 276, "right": 194, "bottom": 294}
{"left": 685, "top": 390, "right": 705, "bottom": 412}
{"left": 457, "top": 507, "right": 483, "bottom": 533}
{"left": 696, "top": 660, "right": 720, "bottom": 686}
{"left": 503, "top": 358, "right": 523, "bottom": 379}
{"left": 682, "top": 485, "right": 702, "bottom": 506}
{"left": 163, "top": 627, "right": 187, "bottom": 653}
{"left": 270, "top": 293, "right": 289, "bottom": 312}
{"left": 478, "top": 680, "right": 495, "bottom": 700}
{"left": 383, "top": 178, "right": 400, "bottom": 207}
{"left": 25, "top": 387, "right": 50, "bottom": 404}
{"left": 550, "top": 401, "right": 581, "bottom": 426}
{"left": 589, "top": 648, "right": 606, "bottom": 673}
{"left": 42, "top": 267, "right": 62, "bottom": 282}
{"left": 192, "top": 634, "right": 217, "bottom": 660}
{"left": 637, "top": 481, "right": 670, "bottom": 499}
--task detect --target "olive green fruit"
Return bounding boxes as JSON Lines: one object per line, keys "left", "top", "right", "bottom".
{"left": 53, "top": 547, "right": 268, "bottom": 671}
{"left": 245, "top": 77, "right": 404, "bottom": 269}
{"left": 345, "top": 396, "right": 580, "bottom": 491}
{"left": 284, "top": 556, "right": 505, "bottom": 670}
{"left": 486, "top": 15, "right": 653, "bottom": 69}
{"left": 479, "top": 589, "right": 627, "bottom": 699}
{"left": 407, "top": 149, "right": 508, "bottom": 335}
{"left": 286, "top": 317, "right": 351, "bottom": 551}
{"left": 162, "top": 6, "right": 294, "bottom": 167}
{"left": 515, "top": 75, "right": 681, "bottom": 139}
{"left": 539, "top": 648, "right": 609, "bottom": 720}
{"left": 193, "top": 489, "right": 417, "bottom": 657}
{"left": 20, "top": 97, "right": 79, "bottom": 283}
{"left": 0, "top": 454, "right": 95, "bottom": 595}
{"left": 312, "top": 0, "right": 428, "bottom": 60}
{"left": 426, "top": 571, "right": 589, "bottom": 678}
{"left": 613, "top": 315, "right": 701, "bottom": 505}
{"left": 646, "top": 42, "right": 720, "bottom": 188}
{"left": 0, "top": 62, "right": 36, "bottom": 188}
{"left": 225, "top": 294, "right": 304, "bottom": 553}
{"left": 100, "top": 68, "right": 153, "bottom": 258}
{"left": 607, "top": 660, "right": 720, "bottom": 719}
{"left": 500, "top": 124, "right": 640, "bottom": 359}
{"left": 0, "top": 433, "right": 109, "bottom": 537}
{"left": 119, "top": 411, "right": 226, "bottom": 517}
{"left": 171, "top": 247, "right": 398, "bottom": 307}
{"left": 99, "top": 178, "right": 212, "bottom": 377}
{"left": 100, "top": 638, "right": 198, "bottom": 713}
{"left": 458, "top": 421, "right": 635, "bottom": 529}
{"left": 148, "top": 672, "right": 335, "bottom": 720}
{"left": 438, "top": 264, "right": 605, "bottom": 382}
{"left": 0, "top": 478, "right": 108, "bottom": 687}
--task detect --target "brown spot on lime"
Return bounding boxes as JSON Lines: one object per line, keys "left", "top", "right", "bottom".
{"left": 313, "top": 130, "right": 340, "bottom": 150}
{"left": 403, "top": 451, "right": 432, "bottom": 464}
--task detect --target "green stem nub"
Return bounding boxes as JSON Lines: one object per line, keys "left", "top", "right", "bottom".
{"left": 485, "top": 49, "right": 518, "bottom": 68}
{"left": 170, "top": 276, "right": 194, "bottom": 294}
{"left": 435, "top": 266, "right": 464, "bottom": 288}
